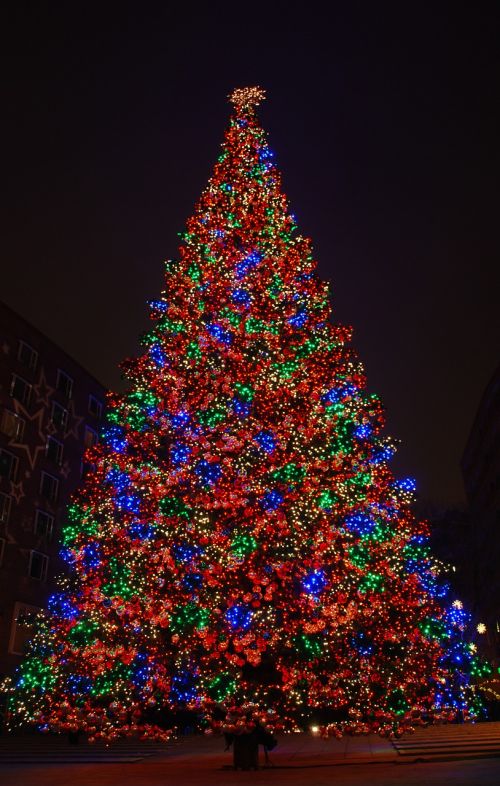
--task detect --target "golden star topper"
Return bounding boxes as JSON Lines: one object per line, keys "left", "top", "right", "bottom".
{"left": 229, "top": 86, "right": 266, "bottom": 112}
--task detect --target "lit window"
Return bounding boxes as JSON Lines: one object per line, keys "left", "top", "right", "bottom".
{"left": 34, "top": 510, "right": 54, "bottom": 539}
{"left": 10, "top": 374, "right": 32, "bottom": 407}
{"left": 28, "top": 551, "right": 49, "bottom": 581}
{"left": 9, "top": 602, "right": 42, "bottom": 655}
{"left": 0, "top": 492, "right": 12, "bottom": 524}
{"left": 40, "top": 471, "right": 59, "bottom": 503}
{"left": 0, "top": 410, "right": 25, "bottom": 441}
{"left": 46, "top": 436, "right": 63, "bottom": 466}
{"left": 88, "top": 395, "right": 103, "bottom": 419}
{"left": 84, "top": 426, "right": 98, "bottom": 450}
{"left": 17, "top": 341, "right": 38, "bottom": 371}
{"left": 81, "top": 460, "right": 96, "bottom": 480}
{"left": 56, "top": 369, "right": 73, "bottom": 399}
{"left": 0, "top": 449, "right": 18, "bottom": 481}
{"left": 51, "top": 401, "right": 68, "bottom": 430}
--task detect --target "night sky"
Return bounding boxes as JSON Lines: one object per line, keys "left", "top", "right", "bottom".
{"left": 2, "top": 3, "right": 499, "bottom": 507}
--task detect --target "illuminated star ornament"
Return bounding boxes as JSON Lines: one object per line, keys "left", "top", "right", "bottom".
{"left": 4, "top": 87, "right": 490, "bottom": 743}
{"left": 228, "top": 85, "right": 266, "bottom": 113}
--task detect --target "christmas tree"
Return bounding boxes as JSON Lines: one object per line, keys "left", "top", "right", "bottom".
{"left": 6, "top": 87, "right": 488, "bottom": 741}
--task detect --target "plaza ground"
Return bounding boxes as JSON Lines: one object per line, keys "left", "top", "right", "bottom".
{"left": 1, "top": 725, "right": 500, "bottom": 786}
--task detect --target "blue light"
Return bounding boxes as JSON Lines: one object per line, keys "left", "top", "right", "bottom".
{"left": 236, "top": 251, "right": 262, "bottom": 279}
{"left": 48, "top": 593, "right": 79, "bottom": 620}
{"left": 322, "top": 388, "right": 341, "bottom": 405}
{"left": 394, "top": 477, "right": 417, "bottom": 493}
{"left": 132, "top": 652, "right": 152, "bottom": 688}
{"left": 372, "top": 444, "right": 395, "bottom": 464}
{"left": 259, "top": 147, "right": 274, "bottom": 162}
{"left": 172, "top": 542, "right": 202, "bottom": 564}
{"left": 172, "top": 411, "right": 190, "bottom": 431}
{"left": 354, "top": 424, "right": 372, "bottom": 439}
{"left": 418, "top": 572, "right": 449, "bottom": 598}
{"left": 170, "top": 670, "right": 198, "bottom": 703}
{"left": 322, "top": 384, "right": 358, "bottom": 406}
{"left": 303, "top": 570, "right": 327, "bottom": 595}
{"left": 288, "top": 308, "right": 308, "bottom": 328}
{"left": 81, "top": 542, "right": 101, "bottom": 569}
{"left": 171, "top": 443, "right": 191, "bottom": 466}
{"left": 182, "top": 573, "right": 203, "bottom": 592}
{"left": 115, "top": 493, "right": 141, "bottom": 514}
{"left": 150, "top": 343, "right": 167, "bottom": 368}
{"left": 446, "top": 604, "right": 471, "bottom": 628}
{"left": 148, "top": 299, "right": 169, "bottom": 313}
{"left": 128, "top": 522, "right": 155, "bottom": 541}
{"left": 59, "top": 547, "right": 76, "bottom": 566}
{"left": 233, "top": 398, "right": 251, "bottom": 419}
{"left": 254, "top": 430, "right": 276, "bottom": 454}
{"left": 67, "top": 675, "right": 92, "bottom": 694}
{"left": 344, "top": 512, "right": 377, "bottom": 537}
{"left": 102, "top": 425, "right": 127, "bottom": 454}
{"left": 261, "top": 489, "right": 284, "bottom": 511}
{"left": 195, "top": 459, "right": 222, "bottom": 486}
{"left": 207, "top": 323, "right": 232, "bottom": 345}
{"left": 106, "top": 468, "right": 130, "bottom": 491}
{"left": 350, "top": 631, "right": 374, "bottom": 656}
{"left": 226, "top": 605, "right": 253, "bottom": 630}
{"left": 232, "top": 288, "right": 251, "bottom": 307}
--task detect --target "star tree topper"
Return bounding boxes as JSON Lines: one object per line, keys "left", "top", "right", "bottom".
{"left": 228, "top": 86, "right": 266, "bottom": 113}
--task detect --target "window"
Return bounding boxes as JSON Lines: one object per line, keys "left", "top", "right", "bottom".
{"left": 81, "top": 460, "right": 96, "bottom": 479}
{"left": 51, "top": 401, "right": 68, "bottom": 430}
{"left": 10, "top": 374, "right": 32, "bottom": 407}
{"left": 40, "top": 471, "right": 59, "bottom": 503}
{"left": 34, "top": 509, "right": 54, "bottom": 539}
{"left": 88, "top": 395, "right": 103, "bottom": 419}
{"left": 56, "top": 369, "right": 73, "bottom": 399}
{"left": 46, "top": 436, "right": 63, "bottom": 466}
{"left": 28, "top": 550, "right": 49, "bottom": 581}
{"left": 1, "top": 409, "right": 25, "bottom": 441}
{"left": 0, "top": 449, "right": 18, "bottom": 481}
{"left": 0, "top": 492, "right": 11, "bottom": 524}
{"left": 18, "top": 341, "right": 38, "bottom": 371}
{"left": 84, "top": 426, "right": 98, "bottom": 450}
{"left": 9, "top": 602, "right": 42, "bottom": 655}
{"left": 0, "top": 537, "right": 5, "bottom": 566}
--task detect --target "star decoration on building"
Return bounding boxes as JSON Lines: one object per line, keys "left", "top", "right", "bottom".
{"left": 34, "top": 368, "right": 55, "bottom": 408}
{"left": 64, "top": 400, "right": 84, "bottom": 441}
{"left": 10, "top": 479, "right": 25, "bottom": 505}
{"left": 60, "top": 460, "right": 71, "bottom": 479}
{"left": 11, "top": 401, "right": 47, "bottom": 469}
{"left": 45, "top": 419, "right": 57, "bottom": 436}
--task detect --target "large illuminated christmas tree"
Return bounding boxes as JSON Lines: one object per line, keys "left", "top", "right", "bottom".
{"left": 7, "top": 87, "right": 488, "bottom": 741}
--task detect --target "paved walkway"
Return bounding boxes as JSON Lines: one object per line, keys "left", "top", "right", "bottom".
{"left": 1, "top": 722, "right": 500, "bottom": 767}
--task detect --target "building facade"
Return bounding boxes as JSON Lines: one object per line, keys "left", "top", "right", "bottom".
{"left": 0, "top": 301, "right": 105, "bottom": 677}
{"left": 461, "top": 363, "right": 500, "bottom": 658}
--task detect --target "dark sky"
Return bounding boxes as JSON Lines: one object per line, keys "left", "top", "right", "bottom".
{"left": 2, "top": 3, "right": 499, "bottom": 507}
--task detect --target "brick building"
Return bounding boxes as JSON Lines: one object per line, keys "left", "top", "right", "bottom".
{"left": 0, "top": 301, "right": 105, "bottom": 677}
{"left": 461, "top": 363, "right": 500, "bottom": 657}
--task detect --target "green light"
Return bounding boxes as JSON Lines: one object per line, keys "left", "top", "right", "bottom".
{"left": 206, "top": 672, "right": 236, "bottom": 701}
{"left": 171, "top": 602, "right": 210, "bottom": 633}
{"left": 234, "top": 382, "right": 254, "bottom": 401}
{"left": 231, "top": 532, "right": 258, "bottom": 557}
{"left": 293, "top": 633, "right": 325, "bottom": 660}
